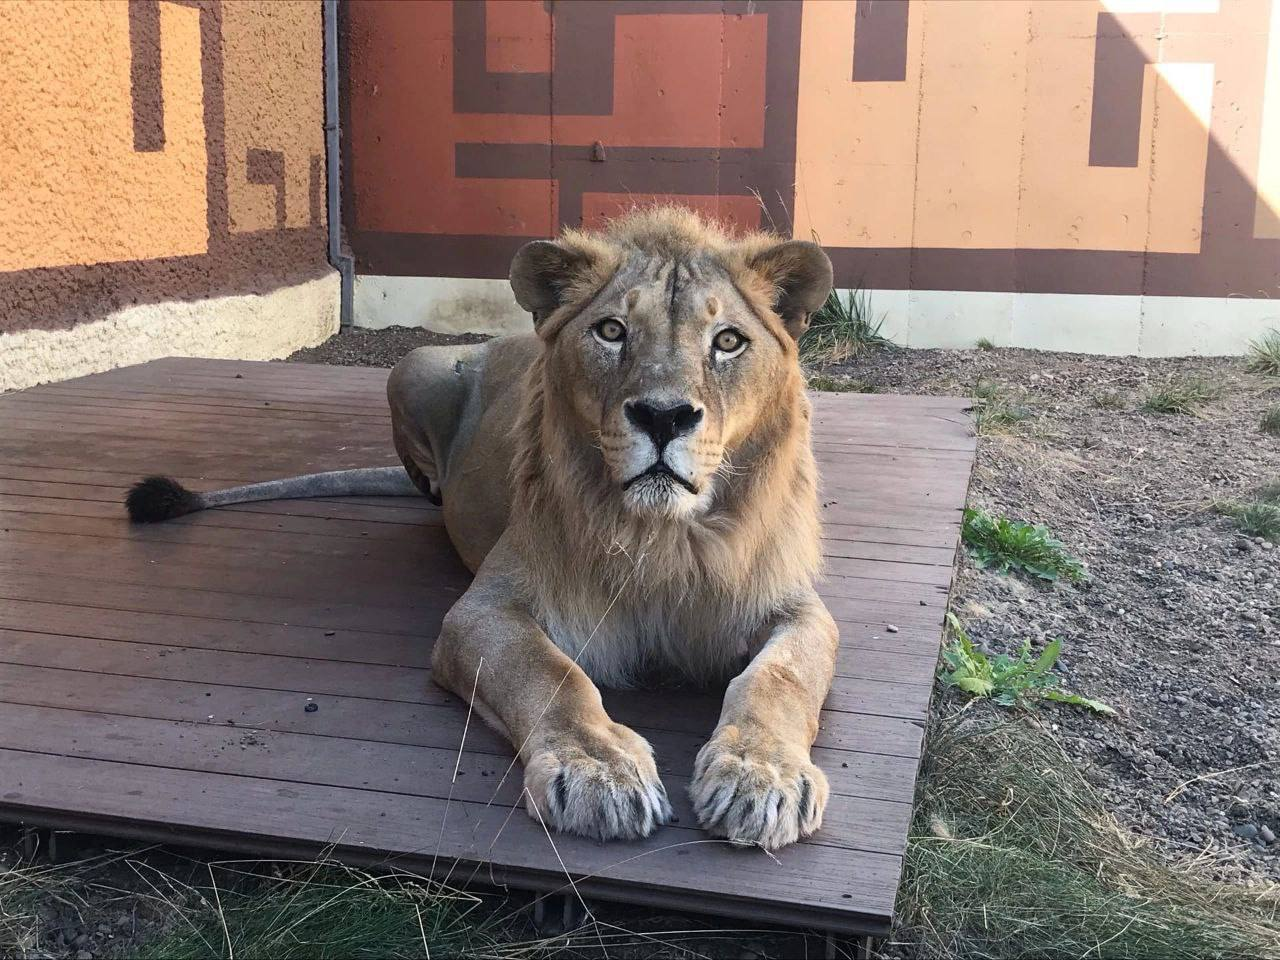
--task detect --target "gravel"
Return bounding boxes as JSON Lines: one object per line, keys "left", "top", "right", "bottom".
{"left": 283, "top": 325, "right": 491, "bottom": 367}
{"left": 826, "top": 344, "right": 1280, "bottom": 884}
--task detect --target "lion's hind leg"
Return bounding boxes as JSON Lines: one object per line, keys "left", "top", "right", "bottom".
{"left": 386, "top": 345, "right": 480, "bottom": 505}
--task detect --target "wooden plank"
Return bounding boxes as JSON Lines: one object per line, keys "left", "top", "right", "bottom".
{"left": 0, "top": 590, "right": 939, "bottom": 686}
{"left": 0, "top": 659, "right": 923, "bottom": 769}
{"left": 0, "top": 495, "right": 437, "bottom": 539}
{"left": 0, "top": 701, "right": 910, "bottom": 859}
{"left": 0, "top": 748, "right": 900, "bottom": 935}
{"left": 0, "top": 624, "right": 930, "bottom": 722}
{"left": 0, "top": 594, "right": 943, "bottom": 668}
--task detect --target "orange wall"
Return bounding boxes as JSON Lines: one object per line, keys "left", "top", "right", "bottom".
{"left": 0, "top": 0, "right": 329, "bottom": 336}
{"left": 345, "top": 0, "right": 1280, "bottom": 300}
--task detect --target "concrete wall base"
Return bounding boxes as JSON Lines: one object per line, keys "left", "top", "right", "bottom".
{"left": 1, "top": 272, "right": 340, "bottom": 392}
{"left": 351, "top": 275, "right": 1279, "bottom": 358}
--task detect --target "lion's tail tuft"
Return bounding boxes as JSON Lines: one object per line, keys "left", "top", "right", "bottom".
{"left": 125, "top": 475, "right": 206, "bottom": 523}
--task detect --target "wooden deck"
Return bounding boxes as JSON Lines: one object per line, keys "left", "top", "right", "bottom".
{"left": 0, "top": 357, "right": 974, "bottom": 936}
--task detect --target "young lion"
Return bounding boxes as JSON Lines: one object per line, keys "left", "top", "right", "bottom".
{"left": 128, "top": 208, "right": 839, "bottom": 850}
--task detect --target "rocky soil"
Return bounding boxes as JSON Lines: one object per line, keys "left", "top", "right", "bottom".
{"left": 826, "top": 345, "right": 1280, "bottom": 885}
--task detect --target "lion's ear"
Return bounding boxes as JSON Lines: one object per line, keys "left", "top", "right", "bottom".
{"left": 509, "top": 240, "right": 594, "bottom": 322}
{"left": 749, "top": 240, "right": 834, "bottom": 339}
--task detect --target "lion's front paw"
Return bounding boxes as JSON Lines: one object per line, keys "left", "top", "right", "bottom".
{"left": 523, "top": 722, "right": 672, "bottom": 841}
{"left": 690, "top": 725, "right": 829, "bottom": 850}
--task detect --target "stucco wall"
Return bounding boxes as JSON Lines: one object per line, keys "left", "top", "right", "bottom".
{"left": 0, "top": 0, "right": 335, "bottom": 389}
{"left": 343, "top": 0, "right": 1280, "bottom": 356}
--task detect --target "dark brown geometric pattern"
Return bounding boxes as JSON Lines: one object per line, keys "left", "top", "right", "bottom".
{"left": 344, "top": 0, "right": 802, "bottom": 279}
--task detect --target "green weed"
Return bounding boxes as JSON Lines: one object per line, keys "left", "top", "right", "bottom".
{"left": 962, "top": 507, "right": 1086, "bottom": 582}
{"left": 940, "top": 614, "right": 1112, "bottom": 714}
{"left": 1216, "top": 481, "right": 1280, "bottom": 541}
{"left": 1224, "top": 502, "right": 1280, "bottom": 541}
{"left": 1141, "top": 377, "right": 1221, "bottom": 415}
{"left": 975, "top": 337, "right": 996, "bottom": 351}
{"left": 1246, "top": 328, "right": 1280, "bottom": 376}
{"left": 1261, "top": 404, "right": 1280, "bottom": 435}
{"left": 799, "top": 287, "right": 889, "bottom": 365}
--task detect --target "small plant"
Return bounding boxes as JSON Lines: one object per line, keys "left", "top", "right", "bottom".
{"left": 799, "top": 287, "right": 889, "bottom": 365}
{"left": 1246, "top": 328, "right": 1280, "bottom": 376}
{"left": 1093, "top": 389, "right": 1126, "bottom": 410}
{"left": 941, "top": 614, "right": 1113, "bottom": 713}
{"left": 807, "top": 374, "right": 878, "bottom": 393}
{"left": 1223, "top": 502, "right": 1280, "bottom": 541}
{"left": 975, "top": 337, "right": 996, "bottom": 351}
{"left": 1261, "top": 404, "right": 1280, "bottom": 435}
{"left": 1141, "top": 376, "right": 1221, "bottom": 415}
{"left": 1216, "top": 482, "right": 1280, "bottom": 541}
{"left": 962, "top": 507, "right": 1086, "bottom": 582}
{"left": 970, "top": 380, "right": 1031, "bottom": 435}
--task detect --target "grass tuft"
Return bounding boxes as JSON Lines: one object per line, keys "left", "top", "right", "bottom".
{"left": 1141, "top": 377, "right": 1221, "bottom": 415}
{"left": 807, "top": 374, "right": 878, "bottom": 393}
{"left": 1261, "top": 404, "right": 1280, "bottom": 435}
{"left": 895, "top": 713, "right": 1280, "bottom": 960}
{"left": 134, "top": 861, "right": 496, "bottom": 960}
{"left": 970, "top": 380, "right": 1031, "bottom": 435}
{"left": 1257, "top": 480, "right": 1280, "bottom": 504}
{"left": 962, "top": 507, "right": 1086, "bottom": 583}
{"left": 799, "top": 287, "right": 889, "bottom": 365}
{"left": 941, "top": 614, "right": 1113, "bottom": 714}
{"left": 1216, "top": 480, "right": 1280, "bottom": 542}
{"left": 1222, "top": 502, "right": 1280, "bottom": 542}
{"left": 1093, "top": 389, "right": 1126, "bottom": 410}
{"left": 975, "top": 337, "right": 996, "bottom": 351}
{"left": 1246, "top": 328, "right": 1280, "bottom": 376}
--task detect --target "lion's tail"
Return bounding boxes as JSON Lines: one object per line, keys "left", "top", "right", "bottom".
{"left": 124, "top": 467, "right": 422, "bottom": 523}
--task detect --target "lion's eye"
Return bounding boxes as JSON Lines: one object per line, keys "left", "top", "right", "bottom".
{"left": 594, "top": 318, "right": 627, "bottom": 344}
{"left": 713, "top": 328, "right": 747, "bottom": 355}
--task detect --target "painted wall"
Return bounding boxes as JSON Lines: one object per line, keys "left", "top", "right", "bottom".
{"left": 0, "top": 0, "right": 337, "bottom": 391}
{"left": 343, "top": 0, "right": 1280, "bottom": 356}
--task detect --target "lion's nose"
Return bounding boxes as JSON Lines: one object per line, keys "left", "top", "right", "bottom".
{"left": 624, "top": 399, "right": 704, "bottom": 449}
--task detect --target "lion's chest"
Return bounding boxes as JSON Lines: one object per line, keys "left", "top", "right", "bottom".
{"left": 536, "top": 592, "right": 771, "bottom": 689}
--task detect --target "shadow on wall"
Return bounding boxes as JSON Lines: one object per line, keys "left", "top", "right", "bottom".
{"left": 0, "top": 0, "right": 331, "bottom": 340}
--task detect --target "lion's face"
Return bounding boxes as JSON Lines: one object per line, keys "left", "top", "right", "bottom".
{"left": 557, "top": 256, "right": 796, "bottom": 519}
{"left": 509, "top": 213, "right": 833, "bottom": 521}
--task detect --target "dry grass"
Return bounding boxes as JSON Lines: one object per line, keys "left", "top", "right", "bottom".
{"left": 808, "top": 374, "right": 879, "bottom": 393}
{"left": 971, "top": 381, "right": 1032, "bottom": 436}
{"left": 800, "top": 288, "right": 890, "bottom": 365}
{"left": 1246, "top": 329, "right": 1280, "bottom": 376}
{"left": 1141, "top": 377, "right": 1222, "bottom": 416}
{"left": 893, "top": 712, "right": 1280, "bottom": 960}
{"left": 1261, "top": 404, "right": 1280, "bottom": 436}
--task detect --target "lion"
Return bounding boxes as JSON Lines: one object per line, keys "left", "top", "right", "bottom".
{"left": 127, "top": 207, "right": 839, "bottom": 850}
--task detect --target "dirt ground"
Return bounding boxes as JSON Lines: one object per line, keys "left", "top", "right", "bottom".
{"left": 286, "top": 327, "right": 1280, "bottom": 885}
{"left": 837, "top": 346, "right": 1280, "bottom": 886}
